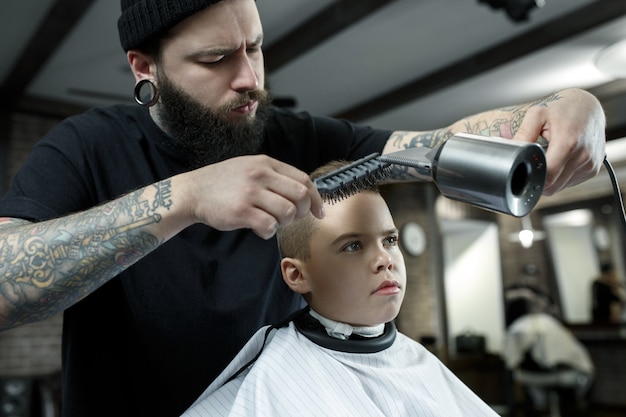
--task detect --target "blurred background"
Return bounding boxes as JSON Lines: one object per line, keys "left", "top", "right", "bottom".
{"left": 1, "top": 1, "right": 625, "bottom": 416}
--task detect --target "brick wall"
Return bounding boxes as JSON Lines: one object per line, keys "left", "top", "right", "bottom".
{"left": 4, "top": 113, "right": 61, "bottom": 188}
{"left": 1, "top": 112, "right": 64, "bottom": 378}
{"left": 0, "top": 315, "right": 63, "bottom": 377}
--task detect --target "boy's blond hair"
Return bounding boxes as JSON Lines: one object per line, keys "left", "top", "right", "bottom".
{"left": 277, "top": 160, "right": 380, "bottom": 260}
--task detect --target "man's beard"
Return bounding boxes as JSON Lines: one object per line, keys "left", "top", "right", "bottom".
{"left": 156, "top": 73, "right": 272, "bottom": 169}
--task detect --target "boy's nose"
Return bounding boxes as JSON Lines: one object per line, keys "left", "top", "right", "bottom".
{"left": 374, "top": 250, "right": 394, "bottom": 273}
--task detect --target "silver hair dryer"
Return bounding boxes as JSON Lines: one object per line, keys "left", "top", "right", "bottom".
{"left": 379, "top": 133, "right": 547, "bottom": 217}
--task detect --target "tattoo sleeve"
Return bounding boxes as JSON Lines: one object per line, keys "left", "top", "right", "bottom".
{"left": 0, "top": 179, "right": 175, "bottom": 330}
{"left": 384, "top": 130, "right": 455, "bottom": 181}
{"left": 383, "top": 92, "right": 562, "bottom": 181}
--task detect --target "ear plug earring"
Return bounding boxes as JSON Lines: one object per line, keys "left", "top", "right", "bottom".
{"left": 134, "top": 79, "right": 159, "bottom": 107}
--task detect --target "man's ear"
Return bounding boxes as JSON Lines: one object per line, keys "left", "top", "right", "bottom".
{"left": 127, "top": 49, "right": 157, "bottom": 83}
{"left": 281, "top": 258, "right": 311, "bottom": 295}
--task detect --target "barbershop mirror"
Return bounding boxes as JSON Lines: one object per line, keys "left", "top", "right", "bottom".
{"left": 440, "top": 219, "right": 505, "bottom": 356}
{"left": 542, "top": 202, "right": 626, "bottom": 324}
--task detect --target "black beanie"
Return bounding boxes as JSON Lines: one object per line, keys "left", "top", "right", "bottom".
{"left": 118, "top": 0, "right": 225, "bottom": 51}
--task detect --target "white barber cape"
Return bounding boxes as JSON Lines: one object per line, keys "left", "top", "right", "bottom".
{"left": 182, "top": 312, "right": 498, "bottom": 417}
{"left": 503, "top": 313, "right": 594, "bottom": 374}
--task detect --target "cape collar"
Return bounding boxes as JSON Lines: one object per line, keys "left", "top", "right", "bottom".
{"left": 292, "top": 308, "right": 396, "bottom": 353}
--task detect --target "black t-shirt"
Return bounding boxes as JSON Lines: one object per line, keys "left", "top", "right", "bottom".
{"left": 0, "top": 104, "right": 391, "bottom": 416}
{"left": 592, "top": 279, "right": 622, "bottom": 322}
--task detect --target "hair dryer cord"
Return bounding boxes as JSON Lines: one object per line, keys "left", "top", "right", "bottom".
{"left": 603, "top": 156, "right": 626, "bottom": 236}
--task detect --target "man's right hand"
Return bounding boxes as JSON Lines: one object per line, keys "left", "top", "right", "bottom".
{"left": 176, "top": 155, "right": 325, "bottom": 240}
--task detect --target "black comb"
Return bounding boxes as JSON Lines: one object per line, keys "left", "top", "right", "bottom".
{"left": 314, "top": 153, "right": 391, "bottom": 204}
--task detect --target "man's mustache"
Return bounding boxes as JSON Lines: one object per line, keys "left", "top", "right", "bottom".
{"left": 222, "top": 89, "right": 270, "bottom": 112}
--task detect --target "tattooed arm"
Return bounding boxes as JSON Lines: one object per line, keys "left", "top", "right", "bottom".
{"left": 0, "top": 154, "right": 323, "bottom": 330}
{"left": 0, "top": 180, "right": 174, "bottom": 330}
{"left": 382, "top": 88, "right": 606, "bottom": 196}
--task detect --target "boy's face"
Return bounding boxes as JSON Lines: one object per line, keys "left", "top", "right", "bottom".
{"left": 286, "top": 192, "right": 406, "bottom": 327}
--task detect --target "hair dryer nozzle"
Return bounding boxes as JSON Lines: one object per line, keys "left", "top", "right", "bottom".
{"left": 435, "top": 133, "right": 546, "bottom": 217}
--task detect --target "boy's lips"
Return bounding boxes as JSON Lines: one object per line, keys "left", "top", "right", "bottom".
{"left": 373, "top": 280, "right": 401, "bottom": 295}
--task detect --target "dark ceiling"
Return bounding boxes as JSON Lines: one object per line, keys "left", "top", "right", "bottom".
{"left": 0, "top": 0, "right": 625, "bottom": 212}
{"left": 0, "top": 0, "right": 624, "bottom": 140}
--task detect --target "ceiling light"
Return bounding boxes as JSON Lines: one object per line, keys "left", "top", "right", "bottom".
{"left": 594, "top": 38, "right": 626, "bottom": 78}
{"left": 518, "top": 229, "right": 534, "bottom": 248}
{"left": 508, "top": 216, "right": 545, "bottom": 248}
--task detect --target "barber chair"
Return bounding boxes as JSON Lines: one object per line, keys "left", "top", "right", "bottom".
{"left": 503, "top": 303, "right": 595, "bottom": 416}
{"left": 512, "top": 359, "right": 592, "bottom": 417}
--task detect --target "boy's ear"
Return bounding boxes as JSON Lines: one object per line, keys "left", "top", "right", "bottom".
{"left": 281, "top": 258, "right": 311, "bottom": 294}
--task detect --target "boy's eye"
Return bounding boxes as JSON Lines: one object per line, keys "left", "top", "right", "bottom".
{"left": 343, "top": 242, "right": 362, "bottom": 252}
{"left": 385, "top": 235, "right": 399, "bottom": 246}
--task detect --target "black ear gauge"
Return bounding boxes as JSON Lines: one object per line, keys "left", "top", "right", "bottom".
{"left": 133, "top": 79, "right": 160, "bottom": 107}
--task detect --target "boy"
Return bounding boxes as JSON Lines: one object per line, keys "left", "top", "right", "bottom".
{"left": 181, "top": 161, "right": 499, "bottom": 417}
